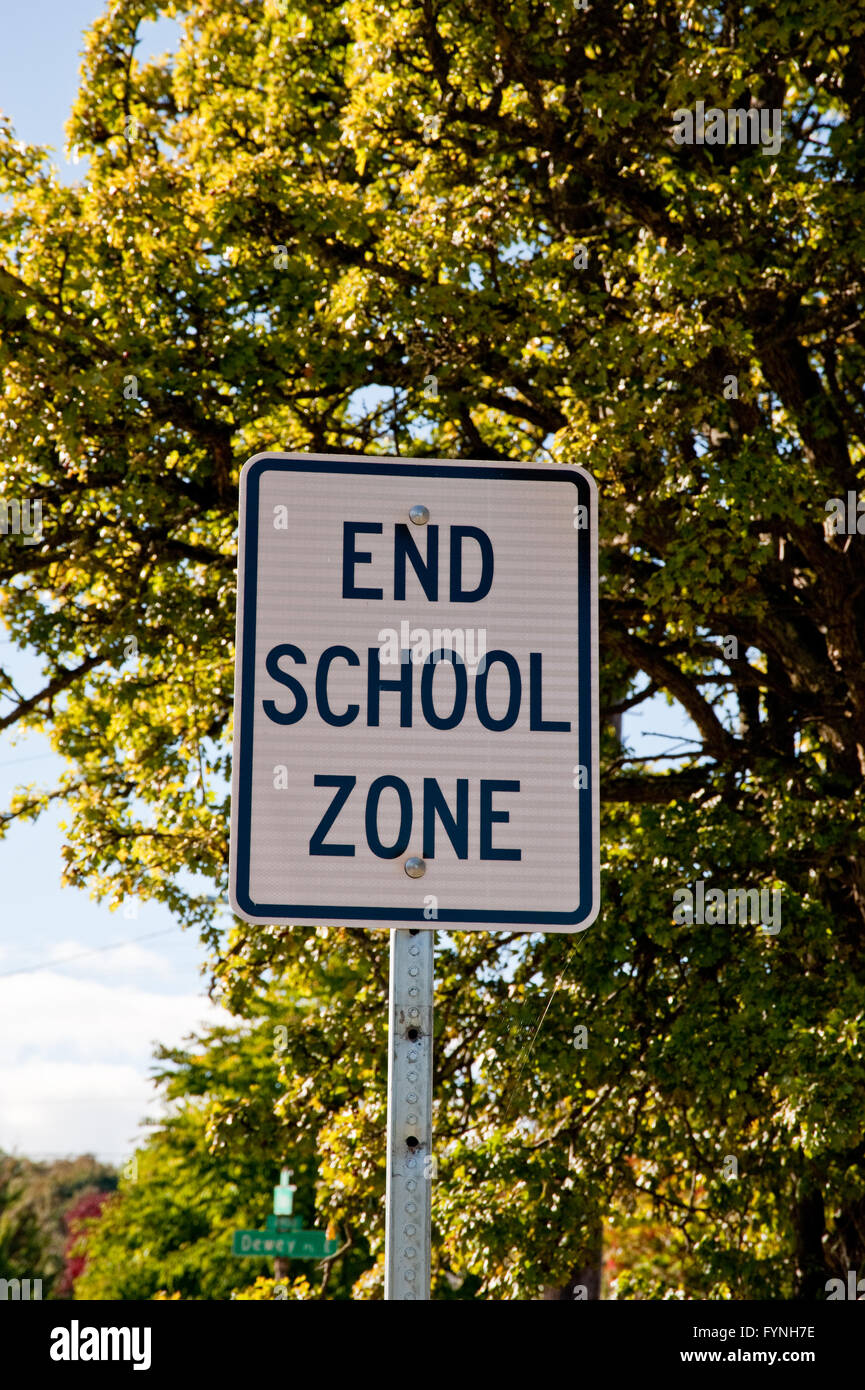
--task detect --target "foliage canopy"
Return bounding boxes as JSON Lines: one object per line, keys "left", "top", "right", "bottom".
{"left": 1, "top": 0, "right": 864, "bottom": 1297}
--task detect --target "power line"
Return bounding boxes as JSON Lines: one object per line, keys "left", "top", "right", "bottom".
{"left": 0, "top": 752, "right": 57, "bottom": 768}
{"left": 0, "top": 927, "right": 179, "bottom": 978}
{"left": 1, "top": 1152, "right": 133, "bottom": 1159}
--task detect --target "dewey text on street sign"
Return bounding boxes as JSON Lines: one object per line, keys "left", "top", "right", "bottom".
{"left": 232, "top": 1228, "right": 338, "bottom": 1259}
{"left": 229, "top": 453, "right": 598, "bottom": 931}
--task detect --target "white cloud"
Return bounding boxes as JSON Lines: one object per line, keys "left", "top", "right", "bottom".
{"left": 0, "top": 1061, "right": 162, "bottom": 1161}
{"left": 46, "top": 938, "right": 173, "bottom": 976}
{"left": 0, "top": 975, "right": 233, "bottom": 1161}
{"left": 0, "top": 971, "right": 231, "bottom": 1065}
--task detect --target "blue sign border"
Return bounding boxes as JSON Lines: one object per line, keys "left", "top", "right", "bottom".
{"left": 231, "top": 455, "right": 597, "bottom": 928}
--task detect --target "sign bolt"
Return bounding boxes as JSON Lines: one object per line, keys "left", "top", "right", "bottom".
{"left": 404, "top": 856, "right": 426, "bottom": 878}
{"left": 408, "top": 504, "right": 430, "bottom": 525}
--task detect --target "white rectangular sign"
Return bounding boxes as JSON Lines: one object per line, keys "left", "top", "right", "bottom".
{"left": 229, "top": 453, "right": 598, "bottom": 931}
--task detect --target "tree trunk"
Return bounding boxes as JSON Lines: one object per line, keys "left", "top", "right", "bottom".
{"left": 543, "top": 1222, "right": 602, "bottom": 1299}
{"left": 793, "top": 1184, "right": 827, "bottom": 1299}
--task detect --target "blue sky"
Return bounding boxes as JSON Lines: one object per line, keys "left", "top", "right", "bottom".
{"left": 1, "top": 2, "right": 181, "bottom": 181}
{"left": 0, "top": 2, "right": 226, "bottom": 1166}
{"left": 0, "top": 2, "right": 699, "bottom": 1166}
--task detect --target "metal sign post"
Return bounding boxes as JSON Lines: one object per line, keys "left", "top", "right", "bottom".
{"left": 384, "top": 928, "right": 434, "bottom": 1301}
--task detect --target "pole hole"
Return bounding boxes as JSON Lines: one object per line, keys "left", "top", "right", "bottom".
{"left": 406, "top": 1136, "right": 419, "bottom": 1148}
{"left": 406, "top": 1027, "right": 419, "bottom": 1041}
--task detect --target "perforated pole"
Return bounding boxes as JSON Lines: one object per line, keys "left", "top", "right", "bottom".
{"left": 384, "top": 927, "right": 434, "bottom": 1301}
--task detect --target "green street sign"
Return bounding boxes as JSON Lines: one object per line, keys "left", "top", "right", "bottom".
{"left": 266, "top": 1214, "right": 301, "bottom": 1233}
{"left": 232, "top": 1228, "right": 338, "bottom": 1259}
{"left": 273, "top": 1188, "right": 294, "bottom": 1216}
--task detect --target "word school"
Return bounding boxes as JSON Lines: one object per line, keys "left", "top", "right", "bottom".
{"left": 264, "top": 643, "right": 562, "bottom": 731}
{"left": 672, "top": 101, "right": 782, "bottom": 155}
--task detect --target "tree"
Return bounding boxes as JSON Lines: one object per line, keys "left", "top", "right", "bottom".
{"left": 0, "top": 1153, "right": 116, "bottom": 1298}
{"left": 73, "top": 993, "right": 373, "bottom": 1300}
{"left": 0, "top": 1158, "right": 45, "bottom": 1286}
{"left": 2, "top": 0, "right": 865, "bottom": 1297}
{"left": 57, "top": 1189, "right": 113, "bottom": 1298}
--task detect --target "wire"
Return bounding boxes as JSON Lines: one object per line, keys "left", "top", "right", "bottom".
{"left": 0, "top": 927, "right": 180, "bottom": 978}
{"left": 0, "top": 752, "right": 57, "bottom": 767}
{"left": 502, "top": 933, "right": 587, "bottom": 1123}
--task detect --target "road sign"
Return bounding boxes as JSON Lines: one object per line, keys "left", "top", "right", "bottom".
{"left": 273, "top": 1166, "right": 296, "bottom": 1216}
{"left": 229, "top": 453, "right": 598, "bottom": 931}
{"left": 232, "top": 1228, "right": 338, "bottom": 1259}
